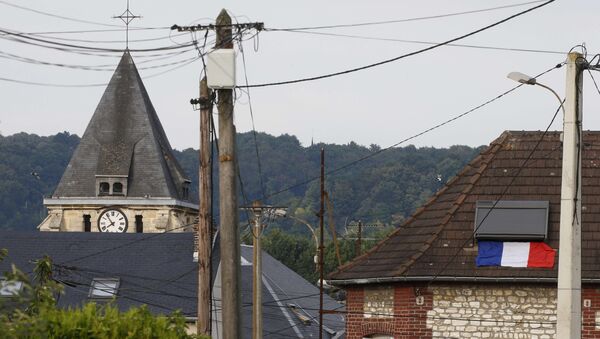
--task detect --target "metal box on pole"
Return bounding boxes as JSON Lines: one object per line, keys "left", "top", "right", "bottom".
{"left": 207, "top": 49, "right": 236, "bottom": 89}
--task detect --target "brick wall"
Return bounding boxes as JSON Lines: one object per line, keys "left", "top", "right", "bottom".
{"left": 346, "top": 284, "right": 432, "bottom": 339}
{"left": 345, "top": 283, "right": 600, "bottom": 339}
{"left": 582, "top": 286, "right": 600, "bottom": 338}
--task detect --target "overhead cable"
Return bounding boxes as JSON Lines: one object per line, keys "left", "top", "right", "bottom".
{"left": 238, "top": 0, "right": 555, "bottom": 89}
{"left": 261, "top": 62, "right": 563, "bottom": 200}
{"left": 267, "top": 0, "right": 547, "bottom": 31}
{"left": 275, "top": 30, "right": 566, "bottom": 56}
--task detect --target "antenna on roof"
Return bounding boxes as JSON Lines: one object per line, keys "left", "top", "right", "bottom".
{"left": 112, "top": 0, "right": 141, "bottom": 50}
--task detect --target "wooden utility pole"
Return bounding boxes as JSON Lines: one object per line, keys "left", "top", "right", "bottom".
{"left": 250, "top": 201, "right": 264, "bottom": 339}
{"left": 216, "top": 9, "right": 241, "bottom": 339}
{"left": 197, "top": 77, "right": 212, "bottom": 336}
{"left": 318, "top": 148, "right": 325, "bottom": 339}
{"left": 242, "top": 202, "right": 287, "bottom": 339}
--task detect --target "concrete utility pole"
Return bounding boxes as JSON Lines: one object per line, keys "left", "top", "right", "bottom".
{"left": 557, "top": 51, "right": 584, "bottom": 339}
{"left": 215, "top": 9, "right": 241, "bottom": 339}
{"left": 197, "top": 77, "right": 212, "bottom": 336}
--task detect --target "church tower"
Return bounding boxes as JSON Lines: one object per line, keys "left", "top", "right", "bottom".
{"left": 39, "top": 51, "right": 197, "bottom": 233}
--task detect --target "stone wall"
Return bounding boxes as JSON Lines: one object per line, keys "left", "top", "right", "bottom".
{"left": 39, "top": 205, "right": 196, "bottom": 233}
{"left": 426, "top": 284, "right": 556, "bottom": 339}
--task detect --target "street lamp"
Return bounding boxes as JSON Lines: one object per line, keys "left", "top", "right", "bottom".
{"left": 287, "top": 215, "right": 320, "bottom": 271}
{"left": 508, "top": 52, "right": 584, "bottom": 338}
{"left": 507, "top": 71, "right": 565, "bottom": 115}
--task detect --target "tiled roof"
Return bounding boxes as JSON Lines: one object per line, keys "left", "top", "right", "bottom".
{"left": 53, "top": 51, "right": 191, "bottom": 201}
{"left": 0, "top": 231, "right": 345, "bottom": 338}
{"left": 329, "top": 131, "right": 600, "bottom": 283}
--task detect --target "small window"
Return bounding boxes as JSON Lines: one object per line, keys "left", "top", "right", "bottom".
{"left": 99, "top": 182, "right": 110, "bottom": 195}
{"left": 113, "top": 182, "right": 123, "bottom": 194}
{"left": 135, "top": 215, "right": 143, "bottom": 233}
{"left": 0, "top": 279, "right": 23, "bottom": 297}
{"left": 83, "top": 214, "right": 91, "bottom": 232}
{"left": 89, "top": 278, "right": 119, "bottom": 298}
{"left": 182, "top": 182, "right": 190, "bottom": 200}
{"left": 475, "top": 200, "right": 549, "bottom": 240}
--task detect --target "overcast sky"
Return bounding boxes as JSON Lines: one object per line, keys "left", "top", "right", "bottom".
{"left": 1, "top": 0, "right": 599, "bottom": 150}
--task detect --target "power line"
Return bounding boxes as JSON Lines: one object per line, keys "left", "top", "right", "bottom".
{"left": 0, "top": 30, "right": 249, "bottom": 87}
{"left": 0, "top": 27, "right": 168, "bottom": 36}
{"left": 238, "top": 0, "right": 555, "bottom": 89}
{"left": 0, "top": 27, "right": 195, "bottom": 53}
{"left": 18, "top": 31, "right": 191, "bottom": 45}
{"left": 56, "top": 222, "right": 196, "bottom": 265}
{"left": 274, "top": 30, "right": 567, "bottom": 56}
{"left": 237, "top": 35, "right": 267, "bottom": 200}
{"left": 262, "top": 63, "right": 562, "bottom": 200}
{"left": 588, "top": 69, "right": 600, "bottom": 96}
{"left": 0, "top": 56, "right": 201, "bottom": 87}
{"left": 267, "top": 0, "right": 547, "bottom": 31}
{"left": 0, "top": 50, "right": 199, "bottom": 72}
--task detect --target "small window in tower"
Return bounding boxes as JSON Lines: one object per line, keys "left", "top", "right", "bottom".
{"left": 83, "top": 214, "right": 91, "bottom": 232}
{"left": 113, "top": 182, "right": 123, "bottom": 195}
{"left": 135, "top": 215, "right": 143, "bottom": 233}
{"left": 99, "top": 182, "right": 110, "bottom": 195}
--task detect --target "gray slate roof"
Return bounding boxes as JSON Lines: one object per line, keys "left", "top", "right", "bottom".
{"left": 53, "top": 51, "right": 190, "bottom": 201}
{"left": 0, "top": 231, "right": 345, "bottom": 338}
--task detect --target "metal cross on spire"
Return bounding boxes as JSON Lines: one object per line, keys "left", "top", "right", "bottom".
{"left": 113, "top": 0, "right": 141, "bottom": 50}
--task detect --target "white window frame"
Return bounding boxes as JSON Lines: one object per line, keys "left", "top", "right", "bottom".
{"left": 89, "top": 278, "right": 120, "bottom": 298}
{"left": 0, "top": 279, "right": 24, "bottom": 297}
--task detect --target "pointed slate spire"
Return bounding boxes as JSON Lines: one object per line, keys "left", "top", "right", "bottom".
{"left": 53, "top": 51, "right": 191, "bottom": 201}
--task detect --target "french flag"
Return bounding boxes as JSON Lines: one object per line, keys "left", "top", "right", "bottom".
{"left": 476, "top": 241, "right": 556, "bottom": 268}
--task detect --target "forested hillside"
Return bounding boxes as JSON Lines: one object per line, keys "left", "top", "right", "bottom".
{"left": 0, "top": 132, "right": 481, "bottom": 232}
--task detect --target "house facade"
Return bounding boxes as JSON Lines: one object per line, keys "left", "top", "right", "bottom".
{"left": 329, "top": 131, "right": 600, "bottom": 339}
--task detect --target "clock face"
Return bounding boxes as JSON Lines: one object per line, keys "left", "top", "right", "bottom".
{"left": 98, "top": 209, "right": 128, "bottom": 233}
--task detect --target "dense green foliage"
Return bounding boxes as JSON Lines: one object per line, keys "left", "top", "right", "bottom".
{"left": 0, "top": 132, "right": 78, "bottom": 230}
{"left": 0, "top": 253, "right": 199, "bottom": 339}
{"left": 0, "top": 131, "right": 480, "bottom": 232}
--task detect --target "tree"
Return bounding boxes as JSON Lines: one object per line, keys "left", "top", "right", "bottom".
{"left": 0, "top": 252, "right": 203, "bottom": 339}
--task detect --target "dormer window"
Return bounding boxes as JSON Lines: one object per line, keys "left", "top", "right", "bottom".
{"left": 0, "top": 279, "right": 23, "bottom": 297}
{"left": 113, "top": 183, "right": 123, "bottom": 195}
{"left": 182, "top": 180, "right": 191, "bottom": 200}
{"left": 89, "top": 278, "right": 119, "bottom": 298}
{"left": 99, "top": 182, "right": 110, "bottom": 195}
{"left": 95, "top": 176, "right": 128, "bottom": 197}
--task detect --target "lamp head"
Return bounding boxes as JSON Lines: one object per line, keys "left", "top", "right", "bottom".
{"left": 273, "top": 208, "right": 287, "bottom": 218}
{"left": 507, "top": 72, "right": 536, "bottom": 85}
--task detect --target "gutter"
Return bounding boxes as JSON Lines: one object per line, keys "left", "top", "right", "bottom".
{"left": 328, "top": 276, "right": 600, "bottom": 286}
